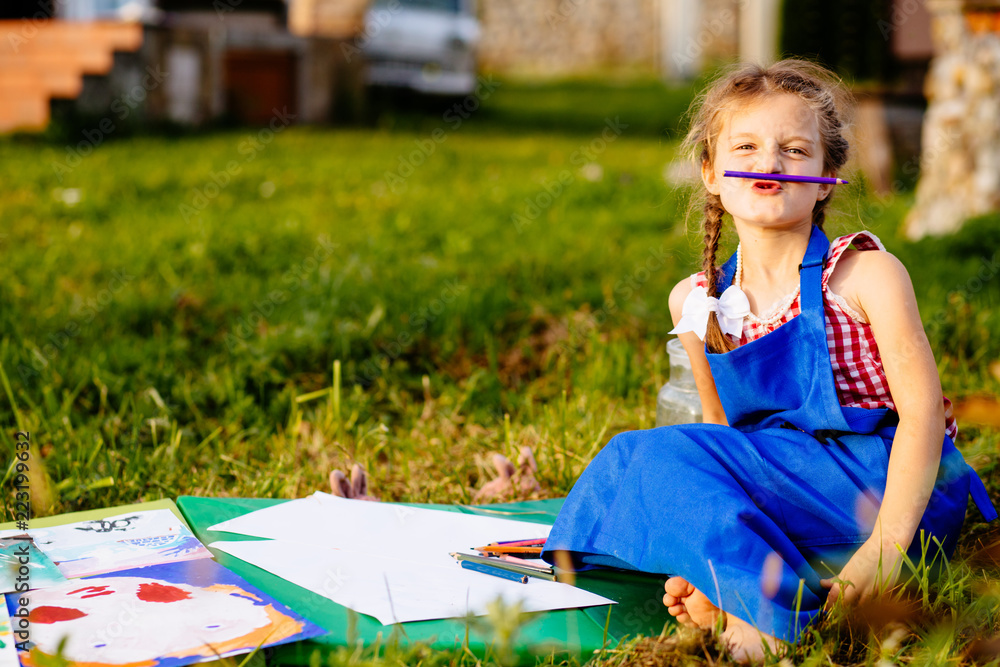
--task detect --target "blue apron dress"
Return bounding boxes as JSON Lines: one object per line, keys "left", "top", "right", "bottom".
{"left": 543, "top": 225, "right": 997, "bottom": 641}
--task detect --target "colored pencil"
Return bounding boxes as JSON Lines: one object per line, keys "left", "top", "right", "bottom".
{"left": 476, "top": 553, "right": 553, "bottom": 575}
{"left": 452, "top": 552, "right": 557, "bottom": 581}
{"left": 460, "top": 559, "right": 529, "bottom": 583}
{"left": 723, "top": 170, "right": 848, "bottom": 185}
{"left": 474, "top": 545, "right": 544, "bottom": 556}
{"left": 493, "top": 538, "right": 547, "bottom": 547}
{"left": 499, "top": 554, "right": 547, "bottom": 568}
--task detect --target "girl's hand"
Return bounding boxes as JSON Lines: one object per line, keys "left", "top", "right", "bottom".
{"left": 820, "top": 537, "right": 906, "bottom": 609}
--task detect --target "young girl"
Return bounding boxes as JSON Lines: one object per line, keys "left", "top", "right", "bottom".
{"left": 541, "top": 60, "right": 997, "bottom": 661}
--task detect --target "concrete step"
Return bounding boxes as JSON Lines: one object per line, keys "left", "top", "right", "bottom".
{"left": 0, "top": 67, "right": 82, "bottom": 98}
{"left": 0, "top": 29, "right": 141, "bottom": 58}
{"left": 0, "top": 48, "right": 112, "bottom": 75}
{"left": 0, "top": 87, "right": 49, "bottom": 132}
{"left": 0, "top": 21, "right": 143, "bottom": 54}
{"left": 0, "top": 20, "right": 144, "bottom": 133}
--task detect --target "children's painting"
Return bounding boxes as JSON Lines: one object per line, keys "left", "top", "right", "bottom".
{"left": 22, "top": 509, "right": 213, "bottom": 578}
{"left": 0, "top": 600, "right": 18, "bottom": 667}
{"left": 7, "top": 558, "right": 325, "bottom": 667}
{"left": 0, "top": 536, "right": 67, "bottom": 592}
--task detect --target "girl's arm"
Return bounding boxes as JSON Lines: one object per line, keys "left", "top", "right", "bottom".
{"left": 823, "top": 250, "right": 945, "bottom": 606}
{"left": 668, "top": 278, "right": 728, "bottom": 425}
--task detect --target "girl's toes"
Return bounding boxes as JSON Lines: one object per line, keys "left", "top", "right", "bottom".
{"left": 665, "top": 576, "right": 695, "bottom": 598}
{"left": 668, "top": 603, "right": 696, "bottom": 627}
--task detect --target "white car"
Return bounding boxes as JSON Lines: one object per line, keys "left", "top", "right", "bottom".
{"left": 361, "top": 0, "right": 480, "bottom": 96}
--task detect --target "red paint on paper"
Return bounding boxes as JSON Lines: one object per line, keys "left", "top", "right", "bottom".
{"left": 137, "top": 582, "right": 191, "bottom": 602}
{"left": 68, "top": 585, "right": 114, "bottom": 599}
{"left": 30, "top": 606, "right": 87, "bottom": 623}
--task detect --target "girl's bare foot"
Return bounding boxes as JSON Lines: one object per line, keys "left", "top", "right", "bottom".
{"left": 663, "top": 577, "right": 779, "bottom": 663}
{"left": 663, "top": 576, "right": 721, "bottom": 628}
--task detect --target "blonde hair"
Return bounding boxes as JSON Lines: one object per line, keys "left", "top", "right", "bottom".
{"left": 682, "top": 59, "right": 855, "bottom": 353}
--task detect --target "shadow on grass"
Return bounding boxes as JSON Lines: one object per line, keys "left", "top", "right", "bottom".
{"left": 3, "top": 76, "right": 704, "bottom": 147}
{"left": 365, "top": 77, "right": 702, "bottom": 140}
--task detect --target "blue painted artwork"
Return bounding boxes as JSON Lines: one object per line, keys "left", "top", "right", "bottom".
{"left": 19, "top": 509, "right": 213, "bottom": 578}
{"left": 0, "top": 536, "right": 67, "bottom": 593}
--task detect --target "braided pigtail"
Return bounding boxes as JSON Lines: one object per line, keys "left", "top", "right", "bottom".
{"left": 702, "top": 193, "right": 738, "bottom": 354}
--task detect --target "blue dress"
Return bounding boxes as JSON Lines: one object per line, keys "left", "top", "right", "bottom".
{"left": 543, "top": 225, "right": 997, "bottom": 641}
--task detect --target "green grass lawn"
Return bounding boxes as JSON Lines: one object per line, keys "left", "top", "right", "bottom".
{"left": 1, "top": 78, "right": 999, "bottom": 665}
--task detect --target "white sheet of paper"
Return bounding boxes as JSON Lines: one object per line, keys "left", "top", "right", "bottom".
{"left": 209, "top": 492, "right": 550, "bottom": 560}
{"left": 207, "top": 492, "right": 614, "bottom": 624}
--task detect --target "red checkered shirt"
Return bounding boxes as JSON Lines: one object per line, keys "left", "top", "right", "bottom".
{"left": 692, "top": 231, "right": 958, "bottom": 441}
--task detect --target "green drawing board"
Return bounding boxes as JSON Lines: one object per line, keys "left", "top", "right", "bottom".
{"left": 177, "top": 496, "right": 674, "bottom": 666}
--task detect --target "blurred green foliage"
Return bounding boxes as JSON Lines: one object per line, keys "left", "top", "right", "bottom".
{"left": 0, "top": 75, "right": 998, "bottom": 667}
{"left": 0, "top": 76, "right": 996, "bottom": 514}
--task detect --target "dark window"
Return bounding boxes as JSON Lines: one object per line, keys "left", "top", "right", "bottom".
{"left": 376, "top": 0, "right": 460, "bottom": 13}
{"left": 158, "top": 0, "right": 285, "bottom": 14}
{"left": 1, "top": 0, "right": 55, "bottom": 19}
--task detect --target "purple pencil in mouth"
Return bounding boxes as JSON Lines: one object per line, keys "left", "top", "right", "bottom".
{"left": 723, "top": 171, "right": 848, "bottom": 185}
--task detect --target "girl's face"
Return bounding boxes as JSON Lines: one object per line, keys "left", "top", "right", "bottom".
{"left": 702, "top": 93, "right": 833, "bottom": 233}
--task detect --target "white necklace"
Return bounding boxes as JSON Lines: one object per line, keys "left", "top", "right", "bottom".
{"left": 735, "top": 243, "right": 743, "bottom": 288}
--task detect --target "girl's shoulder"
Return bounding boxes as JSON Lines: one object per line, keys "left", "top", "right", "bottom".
{"left": 668, "top": 271, "right": 699, "bottom": 323}
{"left": 823, "top": 231, "right": 886, "bottom": 287}
{"left": 826, "top": 231, "right": 915, "bottom": 324}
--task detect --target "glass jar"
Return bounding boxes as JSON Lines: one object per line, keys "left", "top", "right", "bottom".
{"left": 656, "top": 338, "right": 702, "bottom": 427}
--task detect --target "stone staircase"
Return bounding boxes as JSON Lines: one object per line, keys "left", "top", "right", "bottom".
{"left": 0, "top": 20, "right": 143, "bottom": 132}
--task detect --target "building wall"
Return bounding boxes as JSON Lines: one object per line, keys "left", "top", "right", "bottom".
{"left": 476, "top": 0, "right": 661, "bottom": 77}
{"left": 904, "top": 1, "right": 1000, "bottom": 238}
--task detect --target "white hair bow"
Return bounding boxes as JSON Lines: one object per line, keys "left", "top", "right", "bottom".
{"left": 669, "top": 285, "right": 750, "bottom": 341}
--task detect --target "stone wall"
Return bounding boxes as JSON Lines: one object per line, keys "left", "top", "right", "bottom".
{"left": 905, "top": 0, "right": 1000, "bottom": 238}
{"left": 477, "top": 0, "right": 660, "bottom": 77}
